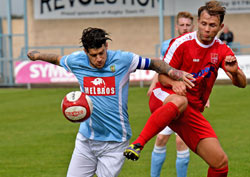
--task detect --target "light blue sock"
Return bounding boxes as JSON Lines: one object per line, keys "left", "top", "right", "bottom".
{"left": 151, "top": 145, "right": 166, "bottom": 177}
{"left": 176, "top": 149, "right": 190, "bottom": 177}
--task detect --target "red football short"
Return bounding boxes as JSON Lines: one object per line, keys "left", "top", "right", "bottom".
{"left": 149, "top": 85, "right": 217, "bottom": 152}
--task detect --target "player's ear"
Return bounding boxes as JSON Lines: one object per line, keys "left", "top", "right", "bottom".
{"left": 105, "top": 42, "right": 108, "bottom": 49}
{"left": 220, "top": 23, "right": 224, "bottom": 31}
{"left": 83, "top": 48, "right": 88, "bottom": 54}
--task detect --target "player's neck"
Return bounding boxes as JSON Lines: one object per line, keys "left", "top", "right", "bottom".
{"left": 196, "top": 31, "right": 214, "bottom": 45}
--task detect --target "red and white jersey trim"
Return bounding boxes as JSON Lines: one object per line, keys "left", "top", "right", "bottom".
{"left": 163, "top": 31, "right": 222, "bottom": 64}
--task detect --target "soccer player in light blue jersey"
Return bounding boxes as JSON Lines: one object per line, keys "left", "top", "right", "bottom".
{"left": 27, "top": 27, "right": 194, "bottom": 177}
{"left": 148, "top": 12, "right": 194, "bottom": 177}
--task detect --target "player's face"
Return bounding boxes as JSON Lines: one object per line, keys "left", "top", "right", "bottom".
{"left": 176, "top": 17, "right": 194, "bottom": 35}
{"left": 197, "top": 10, "right": 223, "bottom": 45}
{"left": 85, "top": 44, "right": 108, "bottom": 69}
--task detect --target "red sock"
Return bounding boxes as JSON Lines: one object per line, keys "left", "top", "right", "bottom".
{"left": 132, "top": 102, "right": 179, "bottom": 148}
{"left": 207, "top": 166, "right": 228, "bottom": 177}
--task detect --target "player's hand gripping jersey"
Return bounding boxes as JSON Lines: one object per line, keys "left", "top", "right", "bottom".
{"left": 60, "top": 50, "right": 150, "bottom": 142}
{"left": 163, "top": 31, "right": 234, "bottom": 112}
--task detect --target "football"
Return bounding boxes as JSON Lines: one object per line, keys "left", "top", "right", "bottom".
{"left": 61, "top": 91, "right": 93, "bottom": 123}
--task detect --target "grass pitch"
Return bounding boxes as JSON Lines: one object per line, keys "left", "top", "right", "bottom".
{"left": 0, "top": 85, "right": 250, "bottom": 177}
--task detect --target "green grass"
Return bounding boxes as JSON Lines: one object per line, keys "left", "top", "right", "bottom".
{"left": 0, "top": 85, "right": 250, "bottom": 177}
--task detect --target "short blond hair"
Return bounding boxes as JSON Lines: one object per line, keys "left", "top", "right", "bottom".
{"left": 176, "top": 12, "right": 194, "bottom": 24}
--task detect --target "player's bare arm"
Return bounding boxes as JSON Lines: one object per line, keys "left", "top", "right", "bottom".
{"left": 27, "top": 50, "right": 62, "bottom": 66}
{"left": 224, "top": 55, "right": 247, "bottom": 88}
{"left": 159, "top": 74, "right": 188, "bottom": 96}
{"left": 149, "top": 59, "right": 195, "bottom": 89}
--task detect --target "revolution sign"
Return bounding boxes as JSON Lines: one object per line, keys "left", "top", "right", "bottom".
{"left": 34, "top": 0, "right": 250, "bottom": 19}
{"left": 34, "top": 0, "right": 165, "bottom": 19}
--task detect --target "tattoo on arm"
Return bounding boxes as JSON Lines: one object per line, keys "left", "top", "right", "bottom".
{"left": 149, "top": 59, "right": 184, "bottom": 81}
{"left": 39, "top": 53, "right": 60, "bottom": 65}
{"left": 149, "top": 59, "right": 171, "bottom": 73}
{"left": 168, "top": 69, "right": 184, "bottom": 81}
{"left": 28, "top": 50, "right": 60, "bottom": 65}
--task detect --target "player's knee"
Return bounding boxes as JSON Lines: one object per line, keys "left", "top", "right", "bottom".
{"left": 176, "top": 137, "right": 187, "bottom": 150}
{"left": 211, "top": 152, "right": 228, "bottom": 169}
{"left": 155, "top": 134, "right": 169, "bottom": 146}
{"left": 170, "top": 95, "right": 188, "bottom": 113}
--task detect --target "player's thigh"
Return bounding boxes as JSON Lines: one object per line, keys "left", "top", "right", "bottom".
{"left": 169, "top": 105, "right": 217, "bottom": 152}
{"left": 67, "top": 133, "right": 97, "bottom": 177}
{"left": 196, "top": 137, "right": 228, "bottom": 168}
{"left": 96, "top": 140, "right": 129, "bottom": 177}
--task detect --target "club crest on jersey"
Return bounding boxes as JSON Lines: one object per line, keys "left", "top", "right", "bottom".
{"left": 211, "top": 53, "right": 218, "bottom": 64}
{"left": 110, "top": 65, "right": 115, "bottom": 72}
{"left": 84, "top": 77, "right": 115, "bottom": 96}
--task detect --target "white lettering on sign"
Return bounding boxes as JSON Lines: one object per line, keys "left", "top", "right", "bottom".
{"left": 30, "top": 64, "right": 73, "bottom": 78}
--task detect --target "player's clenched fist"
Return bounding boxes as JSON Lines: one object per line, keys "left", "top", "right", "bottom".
{"left": 27, "top": 51, "right": 61, "bottom": 65}
{"left": 224, "top": 55, "right": 238, "bottom": 73}
{"left": 27, "top": 50, "right": 40, "bottom": 61}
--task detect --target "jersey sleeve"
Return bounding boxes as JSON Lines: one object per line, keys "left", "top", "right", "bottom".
{"left": 120, "top": 51, "right": 151, "bottom": 73}
{"left": 60, "top": 51, "right": 82, "bottom": 72}
{"left": 60, "top": 55, "right": 71, "bottom": 72}
{"left": 135, "top": 55, "right": 151, "bottom": 70}
{"left": 118, "top": 51, "right": 137, "bottom": 73}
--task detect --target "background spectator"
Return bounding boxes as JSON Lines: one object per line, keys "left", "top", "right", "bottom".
{"left": 219, "top": 25, "right": 234, "bottom": 46}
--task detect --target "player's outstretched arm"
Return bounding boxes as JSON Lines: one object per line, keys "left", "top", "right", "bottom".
{"left": 149, "top": 59, "right": 195, "bottom": 89}
{"left": 27, "top": 50, "right": 62, "bottom": 66}
{"left": 224, "top": 56, "right": 247, "bottom": 88}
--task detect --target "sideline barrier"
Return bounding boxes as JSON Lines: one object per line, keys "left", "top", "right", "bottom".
{"left": 14, "top": 55, "right": 250, "bottom": 84}
{"left": 14, "top": 61, "right": 156, "bottom": 84}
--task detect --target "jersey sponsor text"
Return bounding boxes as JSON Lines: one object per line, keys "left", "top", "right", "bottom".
{"left": 84, "top": 77, "right": 116, "bottom": 96}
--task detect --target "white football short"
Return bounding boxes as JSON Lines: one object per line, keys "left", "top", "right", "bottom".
{"left": 67, "top": 133, "right": 129, "bottom": 177}
{"left": 159, "top": 126, "right": 174, "bottom": 135}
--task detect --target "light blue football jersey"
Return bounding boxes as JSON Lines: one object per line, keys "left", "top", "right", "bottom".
{"left": 60, "top": 50, "right": 150, "bottom": 142}
{"left": 160, "top": 39, "right": 172, "bottom": 59}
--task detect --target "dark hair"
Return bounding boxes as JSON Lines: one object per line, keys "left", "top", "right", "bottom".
{"left": 198, "top": 0, "right": 226, "bottom": 24}
{"left": 177, "top": 11, "right": 193, "bottom": 24}
{"left": 81, "top": 27, "right": 112, "bottom": 52}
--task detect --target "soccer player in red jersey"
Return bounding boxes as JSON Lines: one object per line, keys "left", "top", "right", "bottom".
{"left": 124, "top": 1, "right": 247, "bottom": 177}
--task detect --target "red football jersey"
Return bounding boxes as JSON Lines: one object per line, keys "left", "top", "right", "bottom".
{"left": 163, "top": 31, "right": 234, "bottom": 112}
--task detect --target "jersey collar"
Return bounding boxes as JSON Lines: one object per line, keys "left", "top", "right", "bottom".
{"left": 195, "top": 31, "right": 216, "bottom": 48}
